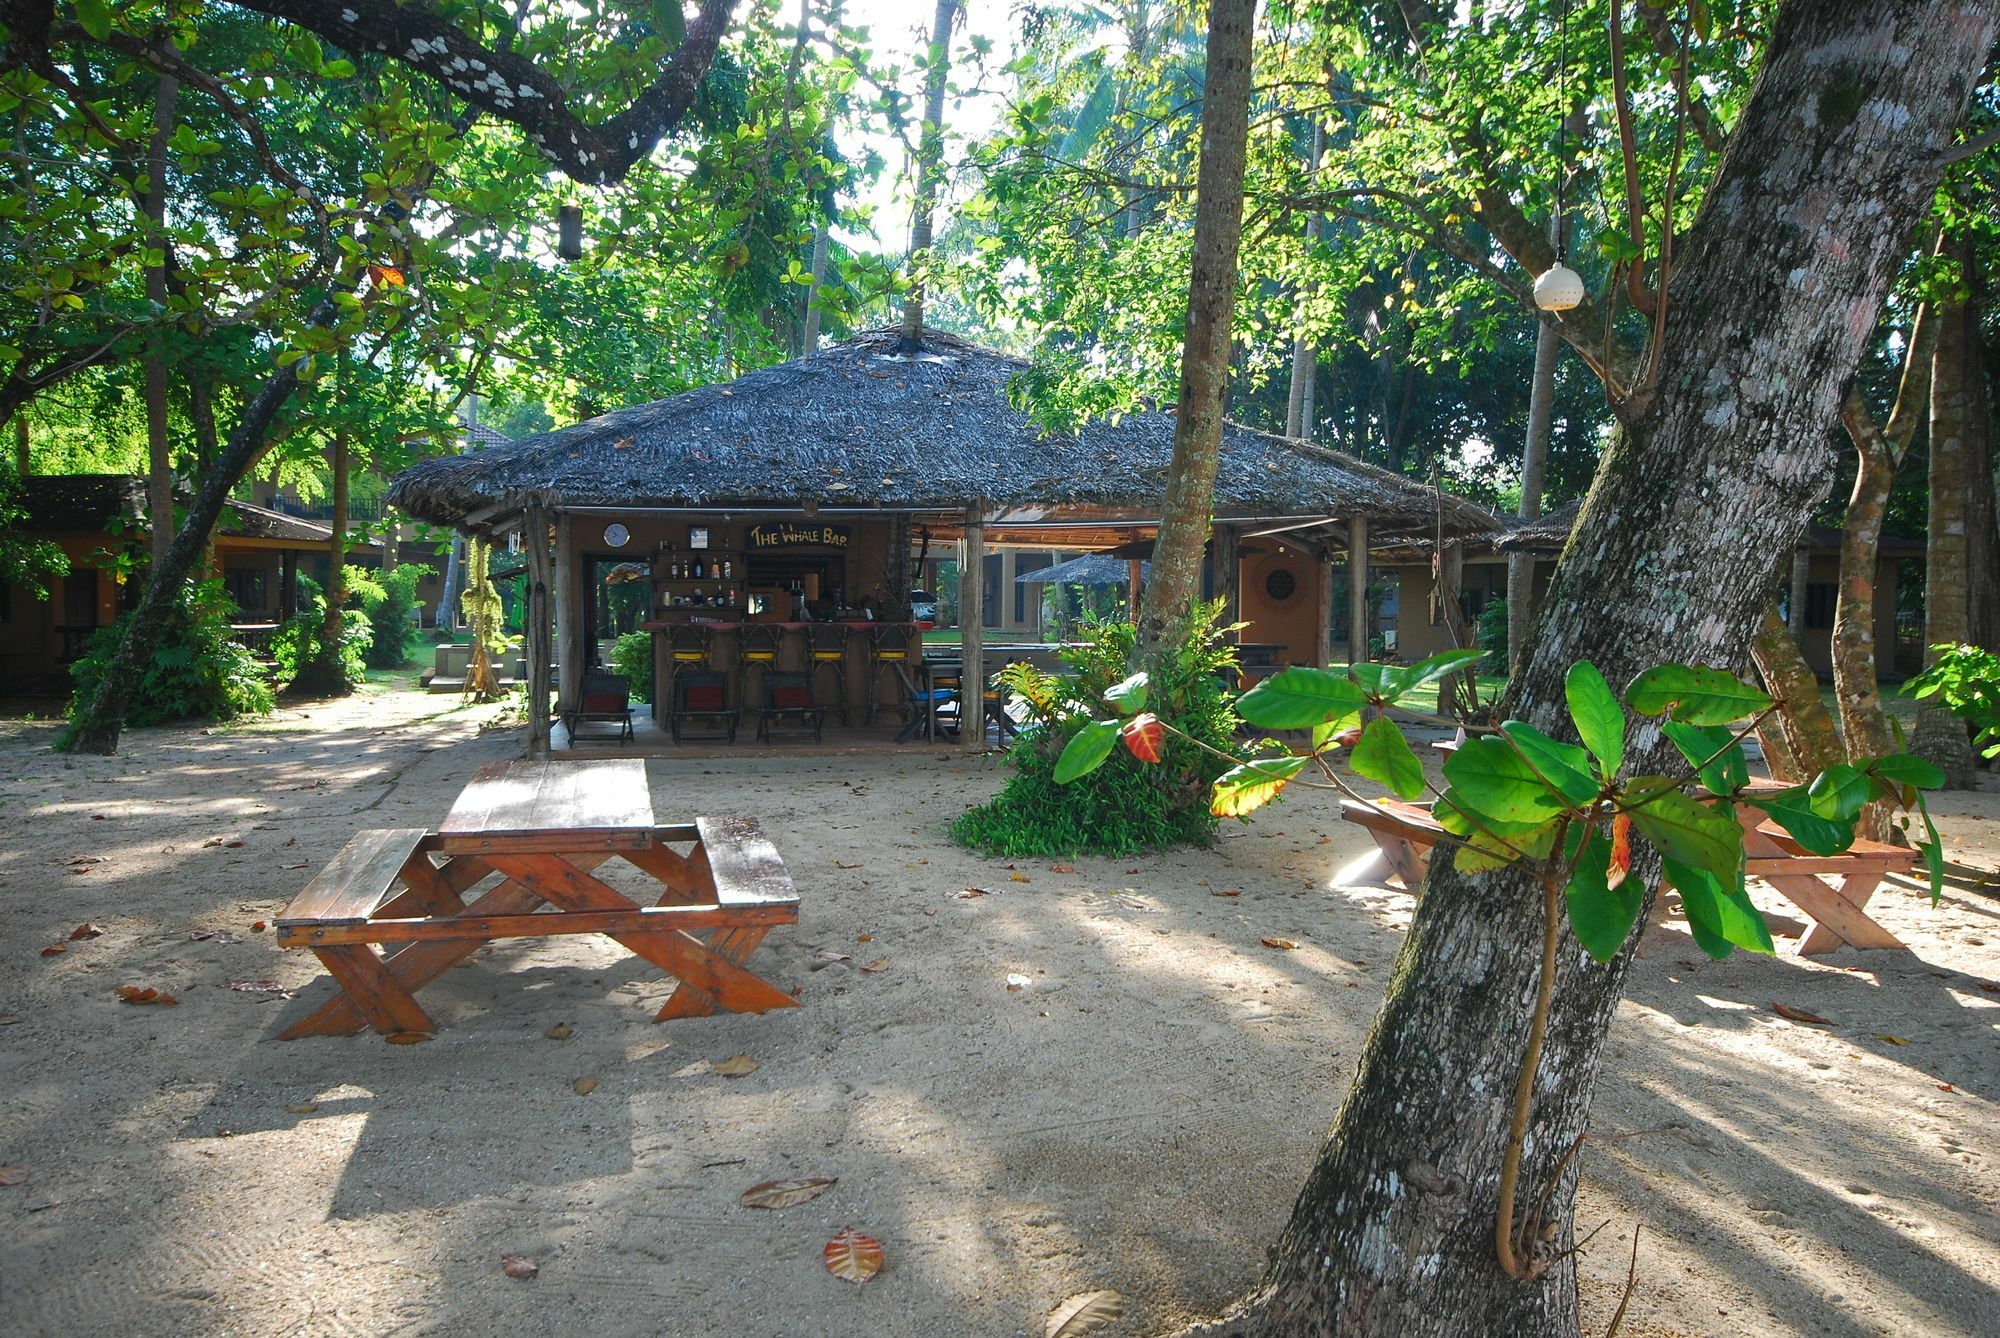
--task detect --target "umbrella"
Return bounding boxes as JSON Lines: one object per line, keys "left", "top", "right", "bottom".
{"left": 1016, "top": 553, "right": 1149, "bottom": 585}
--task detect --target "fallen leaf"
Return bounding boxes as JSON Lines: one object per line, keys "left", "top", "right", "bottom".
{"left": 203, "top": 836, "right": 224, "bottom": 847}
{"left": 1049, "top": 864, "right": 1075, "bottom": 874}
{"left": 283, "top": 862, "right": 308, "bottom": 870}
{"left": 833, "top": 860, "right": 864, "bottom": 869}
{"left": 39, "top": 945, "right": 66, "bottom": 957}
{"left": 1047, "top": 1288, "right": 1126, "bottom": 1338}
{"left": 1213, "top": 889, "right": 1242, "bottom": 898}
{"left": 1771, "top": 1002, "right": 1832, "bottom": 1025}
{"left": 954, "top": 887, "right": 991, "bottom": 899}
{"left": 1261, "top": 937, "right": 1299, "bottom": 950}
{"left": 501, "top": 1253, "right": 538, "bottom": 1279}
{"left": 546, "top": 1023, "right": 572, "bottom": 1040}
{"left": 385, "top": 1031, "right": 431, "bottom": 1045}
{"left": 714, "top": 1054, "right": 758, "bottom": 1077}
{"left": 859, "top": 957, "right": 889, "bottom": 973}
{"left": 823, "top": 1228, "right": 883, "bottom": 1283}
{"left": 740, "top": 1177, "right": 837, "bottom": 1209}
{"left": 1009, "top": 871, "right": 1031, "bottom": 883}
{"left": 226, "top": 980, "right": 286, "bottom": 993}
{"left": 1939, "top": 1083, "right": 1956, "bottom": 1093}
{"left": 285, "top": 1102, "right": 319, "bottom": 1115}
{"left": 116, "top": 985, "right": 158, "bottom": 1003}
{"left": 1873, "top": 1033, "right": 1910, "bottom": 1046}
{"left": 856, "top": 933, "right": 873, "bottom": 943}
{"left": 573, "top": 1076, "right": 599, "bottom": 1096}
{"left": 0, "top": 1166, "right": 27, "bottom": 1187}
{"left": 0, "top": 1014, "right": 23, "bottom": 1025}
{"left": 224, "top": 840, "right": 245, "bottom": 848}
{"left": 1006, "top": 973, "right": 1031, "bottom": 991}
{"left": 68, "top": 923, "right": 105, "bottom": 940}
{"left": 813, "top": 951, "right": 852, "bottom": 964}
{"left": 250, "top": 921, "right": 268, "bottom": 933}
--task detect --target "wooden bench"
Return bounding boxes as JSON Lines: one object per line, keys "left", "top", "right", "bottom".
{"left": 277, "top": 809, "right": 800, "bottom": 1038}
{"left": 1337, "top": 797, "right": 1919, "bottom": 955}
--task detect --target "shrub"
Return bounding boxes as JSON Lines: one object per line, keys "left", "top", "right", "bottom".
{"left": 273, "top": 570, "right": 374, "bottom": 691}
{"left": 1477, "top": 597, "right": 1508, "bottom": 674}
{"left": 65, "top": 578, "right": 273, "bottom": 732}
{"left": 362, "top": 564, "right": 425, "bottom": 669}
{"left": 951, "top": 601, "right": 1248, "bottom": 857}
{"left": 610, "top": 630, "right": 656, "bottom": 704}
{"left": 1907, "top": 643, "right": 2000, "bottom": 760}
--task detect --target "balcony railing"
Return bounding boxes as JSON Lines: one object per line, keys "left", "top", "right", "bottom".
{"left": 265, "top": 496, "right": 386, "bottom": 523}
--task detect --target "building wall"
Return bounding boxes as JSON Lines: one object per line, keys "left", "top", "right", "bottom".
{"left": 1237, "top": 544, "right": 1322, "bottom": 666}
{"left": 0, "top": 533, "right": 126, "bottom": 692}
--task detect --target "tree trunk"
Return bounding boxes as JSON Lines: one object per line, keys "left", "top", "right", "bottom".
{"left": 1751, "top": 601, "right": 1845, "bottom": 781}
{"left": 1787, "top": 544, "right": 1811, "bottom": 635}
{"left": 143, "top": 68, "right": 180, "bottom": 569}
{"left": 897, "top": 0, "right": 960, "bottom": 352}
{"left": 13, "top": 412, "right": 28, "bottom": 474}
{"left": 1917, "top": 226, "right": 1984, "bottom": 785}
{"left": 291, "top": 428, "right": 354, "bottom": 697}
{"left": 1832, "top": 391, "right": 1906, "bottom": 762}
{"left": 1208, "top": 5, "right": 1991, "bottom": 1333}
{"left": 1508, "top": 314, "right": 1559, "bottom": 672}
{"left": 61, "top": 366, "right": 303, "bottom": 754}
{"left": 1286, "top": 123, "right": 1325, "bottom": 440}
{"left": 802, "top": 219, "right": 832, "bottom": 354}
{"left": 1134, "top": 0, "right": 1256, "bottom": 663}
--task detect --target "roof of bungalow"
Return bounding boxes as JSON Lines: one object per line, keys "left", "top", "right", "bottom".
{"left": 386, "top": 328, "right": 1502, "bottom": 539}
{"left": 16, "top": 474, "right": 363, "bottom": 545}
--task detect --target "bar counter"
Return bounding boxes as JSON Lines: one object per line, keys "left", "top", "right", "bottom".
{"left": 643, "top": 618, "right": 922, "bottom": 721}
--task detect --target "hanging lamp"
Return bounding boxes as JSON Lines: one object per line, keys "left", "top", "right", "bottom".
{"left": 1535, "top": 0, "right": 1584, "bottom": 312}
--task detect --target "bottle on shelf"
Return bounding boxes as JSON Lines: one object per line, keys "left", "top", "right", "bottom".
{"left": 721, "top": 559, "right": 732, "bottom": 579}
{"left": 693, "top": 554, "right": 706, "bottom": 580}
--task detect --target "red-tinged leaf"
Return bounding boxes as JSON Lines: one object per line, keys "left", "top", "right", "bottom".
{"left": 501, "top": 1253, "right": 538, "bottom": 1279}
{"left": 1048, "top": 863, "right": 1075, "bottom": 874}
{"left": 1261, "top": 937, "right": 1299, "bottom": 950}
{"left": 823, "top": 1228, "right": 883, "bottom": 1283}
{"left": 1608, "top": 813, "right": 1632, "bottom": 890}
{"left": 116, "top": 985, "right": 157, "bottom": 1003}
{"left": 1046, "top": 1288, "right": 1126, "bottom": 1338}
{"left": 68, "top": 923, "right": 105, "bottom": 940}
{"left": 1120, "top": 712, "right": 1166, "bottom": 764}
{"left": 39, "top": 944, "right": 66, "bottom": 957}
{"left": 739, "top": 1177, "right": 837, "bottom": 1209}
{"left": 368, "top": 263, "right": 406, "bottom": 288}
{"left": 250, "top": 920, "right": 268, "bottom": 932}
{"left": 1771, "top": 1002, "right": 1831, "bottom": 1025}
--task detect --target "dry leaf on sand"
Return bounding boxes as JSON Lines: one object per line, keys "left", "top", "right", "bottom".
{"left": 385, "top": 1031, "right": 431, "bottom": 1045}
{"left": 1771, "top": 1002, "right": 1832, "bottom": 1025}
{"left": 501, "top": 1254, "right": 539, "bottom": 1279}
{"left": 714, "top": 1055, "right": 758, "bottom": 1078}
{"left": 0, "top": 1166, "right": 27, "bottom": 1187}
{"left": 1046, "top": 1289, "right": 1125, "bottom": 1337}
{"left": 859, "top": 958, "right": 889, "bottom": 973}
{"left": 68, "top": 923, "right": 105, "bottom": 940}
{"left": 573, "top": 1076, "right": 599, "bottom": 1096}
{"left": 823, "top": 1228, "right": 883, "bottom": 1283}
{"left": 546, "top": 1023, "right": 572, "bottom": 1040}
{"left": 1261, "top": 937, "right": 1299, "bottom": 950}
{"left": 739, "top": 1177, "right": 837, "bottom": 1209}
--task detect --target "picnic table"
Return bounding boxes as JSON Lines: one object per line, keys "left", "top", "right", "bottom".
{"left": 275, "top": 759, "right": 800, "bottom": 1038}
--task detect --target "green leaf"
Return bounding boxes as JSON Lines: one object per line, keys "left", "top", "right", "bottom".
{"left": 1393, "top": 649, "right": 1487, "bottom": 698}
{"left": 1437, "top": 796, "right": 1557, "bottom": 873}
{"left": 1103, "top": 671, "right": 1148, "bottom": 716}
{"left": 1210, "top": 755, "right": 1310, "bottom": 818}
{"left": 76, "top": 0, "right": 111, "bottom": 40}
{"left": 1500, "top": 722, "right": 1601, "bottom": 807}
{"left": 1565, "top": 830, "right": 1644, "bottom": 963}
{"left": 1623, "top": 665, "right": 1773, "bottom": 726}
{"left": 1807, "top": 763, "right": 1870, "bottom": 821}
{"left": 1236, "top": 666, "right": 1368, "bottom": 730}
{"left": 1861, "top": 753, "right": 1947, "bottom": 790}
{"left": 1664, "top": 857, "right": 1774, "bottom": 959}
{"left": 1565, "top": 661, "right": 1625, "bottom": 779}
{"left": 1660, "top": 720, "right": 1748, "bottom": 795}
{"left": 1623, "top": 780, "right": 1742, "bottom": 882}
{"left": 1915, "top": 796, "right": 1945, "bottom": 905}
{"left": 1350, "top": 717, "right": 1426, "bottom": 800}
{"left": 1053, "top": 717, "right": 1120, "bottom": 783}
{"left": 1442, "top": 736, "right": 1567, "bottom": 824}
{"left": 1743, "top": 787, "right": 1854, "bottom": 856}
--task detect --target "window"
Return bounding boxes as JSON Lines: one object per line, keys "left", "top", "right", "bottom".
{"left": 224, "top": 568, "right": 267, "bottom": 612}
{"left": 64, "top": 567, "right": 98, "bottom": 627}
{"left": 1805, "top": 582, "right": 1837, "bottom": 630}
{"left": 983, "top": 553, "right": 1002, "bottom": 628}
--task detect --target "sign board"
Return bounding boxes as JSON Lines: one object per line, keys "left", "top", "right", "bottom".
{"left": 747, "top": 522, "right": 851, "bottom": 550}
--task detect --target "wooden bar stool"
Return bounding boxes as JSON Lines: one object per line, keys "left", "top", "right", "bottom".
{"left": 737, "top": 623, "right": 783, "bottom": 724}
{"left": 663, "top": 623, "right": 715, "bottom": 703}
{"left": 804, "top": 623, "right": 851, "bottom": 725}
{"left": 864, "top": 623, "right": 916, "bottom": 725}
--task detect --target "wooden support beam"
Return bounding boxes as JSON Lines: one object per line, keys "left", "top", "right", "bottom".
{"left": 961, "top": 506, "right": 985, "bottom": 751}
{"left": 1315, "top": 546, "right": 1336, "bottom": 667}
{"left": 554, "top": 509, "right": 576, "bottom": 711}
{"left": 525, "top": 505, "right": 553, "bottom": 755}
{"left": 1347, "top": 513, "right": 1370, "bottom": 666}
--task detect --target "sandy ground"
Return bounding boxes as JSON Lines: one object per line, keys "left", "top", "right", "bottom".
{"left": 1, "top": 683, "right": 1996, "bottom": 1338}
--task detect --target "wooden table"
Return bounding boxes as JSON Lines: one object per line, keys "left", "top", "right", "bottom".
{"left": 276, "top": 759, "right": 800, "bottom": 1038}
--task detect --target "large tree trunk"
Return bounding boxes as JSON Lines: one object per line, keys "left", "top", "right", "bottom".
{"left": 1916, "top": 226, "right": 1985, "bottom": 785}
{"left": 143, "top": 68, "right": 180, "bottom": 568}
{"left": 61, "top": 366, "right": 303, "bottom": 753}
{"left": 1508, "top": 314, "right": 1559, "bottom": 672}
{"left": 896, "top": 0, "right": 960, "bottom": 352}
{"left": 1209, "top": 5, "right": 1991, "bottom": 1334}
{"left": 1285, "top": 122, "right": 1325, "bottom": 440}
{"left": 1134, "top": 0, "right": 1255, "bottom": 662}
{"left": 1751, "top": 601, "right": 1846, "bottom": 781}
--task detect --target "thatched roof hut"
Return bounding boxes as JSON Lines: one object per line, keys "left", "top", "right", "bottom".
{"left": 387, "top": 328, "right": 1498, "bottom": 538}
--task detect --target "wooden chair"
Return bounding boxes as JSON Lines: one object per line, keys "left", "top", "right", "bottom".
{"left": 804, "top": 622, "right": 851, "bottom": 724}
{"left": 663, "top": 622, "right": 715, "bottom": 700}
{"left": 736, "top": 622, "right": 783, "bottom": 724}
{"left": 864, "top": 622, "right": 917, "bottom": 724}
{"left": 669, "top": 669, "right": 738, "bottom": 744}
{"left": 561, "top": 668, "right": 634, "bottom": 744}
{"left": 892, "top": 661, "right": 958, "bottom": 743}
{"left": 756, "top": 671, "right": 826, "bottom": 744}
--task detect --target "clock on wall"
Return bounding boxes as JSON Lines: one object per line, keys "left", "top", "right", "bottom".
{"left": 602, "top": 523, "right": 630, "bottom": 548}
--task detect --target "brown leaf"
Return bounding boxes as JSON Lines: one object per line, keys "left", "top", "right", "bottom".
{"left": 116, "top": 985, "right": 159, "bottom": 1003}
{"left": 1771, "top": 1002, "right": 1832, "bottom": 1025}
{"left": 39, "top": 944, "right": 66, "bottom": 957}
{"left": 385, "top": 1031, "right": 431, "bottom": 1045}
{"left": 713, "top": 1054, "right": 758, "bottom": 1078}
{"left": 1048, "top": 864, "right": 1075, "bottom": 874}
{"left": 1213, "top": 889, "right": 1242, "bottom": 897}
{"left": 546, "top": 1023, "right": 572, "bottom": 1040}
{"left": 954, "top": 887, "right": 991, "bottom": 899}
{"left": 500, "top": 1253, "right": 538, "bottom": 1279}
{"left": 224, "top": 840, "right": 245, "bottom": 849}
{"left": 250, "top": 921, "right": 268, "bottom": 932}
{"left": 823, "top": 1228, "right": 883, "bottom": 1283}
{"left": 856, "top": 933, "right": 873, "bottom": 943}
{"left": 157, "top": 993, "right": 179, "bottom": 1006}
{"left": 859, "top": 957, "right": 889, "bottom": 973}
{"left": 285, "top": 1102, "right": 319, "bottom": 1115}
{"left": 1873, "top": 1033, "right": 1910, "bottom": 1046}
{"left": 739, "top": 1177, "right": 837, "bottom": 1209}
{"left": 0, "top": 1166, "right": 27, "bottom": 1187}
{"left": 572, "top": 1076, "right": 598, "bottom": 1096}
{"left": 832, "top": 860, "right": 864, "bottom": 869}
{"left": 68, "top": 923, "right": 105, "bottom": 940}
{"left": 1261, "top": 937, "right": 1299, "bottom": 950}
{"left": 1009, "top": 871, "right": 1031, "bottom": 883}
{"left": 1046, "top": 1289, "right": 1126, "bottom": 1338}
{"left": 1939, "top": 1083, "right": 1956, "bottom": 1093}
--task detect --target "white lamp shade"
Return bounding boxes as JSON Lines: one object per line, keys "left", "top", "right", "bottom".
{"left": 1534, "top": 264, "right": 1586, "bottom": 312}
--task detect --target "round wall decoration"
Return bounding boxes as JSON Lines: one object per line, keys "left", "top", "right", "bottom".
{"left": 1264, "top": 568, "right": 1297, "bottom": 602}
{"left": 602, "top": 523, "right": 630, "bottom": 548}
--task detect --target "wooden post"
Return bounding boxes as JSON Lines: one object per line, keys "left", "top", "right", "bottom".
{"left": 280, "top": 549, "right": 297, "bottom": 620}
{"left": 553, "top": 509, "right": 576, "bottom": 711}
{"left": 1315, "top": 545, "right": 1337, "bottom": 667}
{"left": 1213, "top": 524, "right": 1241, "bottom": 627}
{"left": 1126, "top": 558, "right": 1142, "bottom": 617}
{"left": 961, "top": 506, "right": 985, "bottom": 750}
{"left": 524, "top": 508, "right": 553, "bottom": 755}
{"left": 1347, "top": 513, "right": 1370, "bottom": 666}
{"left": 885, "top": 513, "right": 913, "bottom": 619}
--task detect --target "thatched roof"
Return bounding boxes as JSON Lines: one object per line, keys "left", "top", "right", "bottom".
{"left": 388, "top": 329, "right": 1500, "bottom": 537}
{"left": 18, "top": 474, "right": 341, "bottom": 546}
{"left": 1020, "top": 553, "right": 1148, "bottom": 586}
{"left": 1493, "top": 501, "right": 1583, "bottom": 552}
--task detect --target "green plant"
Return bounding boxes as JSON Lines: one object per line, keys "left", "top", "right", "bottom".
{"left": 1477, "top": 597, "right": 1508, "bottom": 674}
{"left": 0, "top": 461, "right": 67, "bottom": 598}
{"left": 272, "top": 570, "right": 374, "bottom": 690}
{"left": 951, "top": 601, "right": 1248, "bottom": 857}
{"left": 362, "top": 564, "right": 426, "bottom": 669}
{"left": 63, "top": 579, "right": 273, "bottom": 733}
{"left": 1059, "top": 653, "right": 1947, "bottom": 1278}
{"left": 610, "top": 630, "right": 656, "bottom": 704}
{"left": 1907, "top": 643, "right": 2000, "bottom": 759}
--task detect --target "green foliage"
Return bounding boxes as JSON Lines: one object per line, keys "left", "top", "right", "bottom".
{"left": 1477, "top": 599, "right": 1508, "bottom": 675}
{"left": 610, "top": 630, "right": 656, "bottom": 705}
{"left": 953, "top": 603, "right": 1247, "bottom": 857}
{"left": 1907, "top": 643, "right": 2000, "bottom": 759}
{"left": 0, "top": 461, "right": 68, "bottom": 598}
{"left": 272, "top": 571, "right": 373, "bottom": 689}
{"left": 63, "top": 580, "right": 272, "bottom": 733}
{"left": 361, "top": 564, "right": 424, "bottom": 669}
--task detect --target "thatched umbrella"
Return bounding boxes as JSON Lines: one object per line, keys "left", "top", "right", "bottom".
{"left": 1016, "top": 554, "right": 1149, "bottom": 586}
